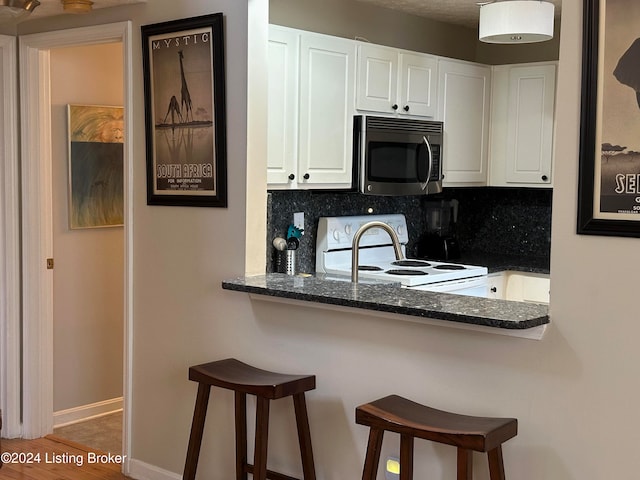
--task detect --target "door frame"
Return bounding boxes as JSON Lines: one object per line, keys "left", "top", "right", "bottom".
{"left": 0, "top": 34, "right": 21, "bottom": 439}
{"left": 18, "top": 21, "right": 133, "bottom": 468}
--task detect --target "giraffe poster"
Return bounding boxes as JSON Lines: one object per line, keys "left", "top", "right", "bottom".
{"left": 578, "top": 0, "right": 640, "bottom": 236}
{"left": 67, "top": 105, "right": 124, "bottom": 229}
{"left": 142, "top": 14, "right": 227, "bottom": 207}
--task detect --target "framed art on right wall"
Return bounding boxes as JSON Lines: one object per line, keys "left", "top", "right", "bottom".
{"left": 578, "top": 0, "right": 640, "bottom": 236}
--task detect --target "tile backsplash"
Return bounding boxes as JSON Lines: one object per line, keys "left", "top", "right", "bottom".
{"left": 267, "top": 187, "right": 552, "bottom": 274}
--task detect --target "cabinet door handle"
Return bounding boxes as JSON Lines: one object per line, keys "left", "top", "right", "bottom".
{"left": 490, "top": 287, "right": 497, "bottom": 293}
{"left": 288, "top": 174, "right": 295, "bottom": 181}
{"left": 403, "top": 105, "right": 410, "bottom": 112}
{"left": 303, "top": 173, "right": 310, "bottom": 180}
{"left": 392, "top": 104, "right": 398, "bottom": 111}
{"left": 541, "top": 175, "right": 548, "bottom": 181}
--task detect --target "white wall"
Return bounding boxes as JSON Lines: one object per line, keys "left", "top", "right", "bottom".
{"left": 14, "top": 1, "right": 640, "bottom": 479}
{"left": 270, "top": 0, "right": 478, "bottom": 61}
{"left": 270, "top": 0, "right": 560, "bottom": 65}
{"left": 49, "top": 43, "right": 124, "bottom": 412}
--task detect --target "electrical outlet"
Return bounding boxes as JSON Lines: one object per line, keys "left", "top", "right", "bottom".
{"left": 293, "top": 212, "right": 304, "bottom": 233}
{"left": 385, "top": 456, "right": 399, "bottom": 480}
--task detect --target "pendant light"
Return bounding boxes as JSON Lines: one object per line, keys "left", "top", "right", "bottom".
{"left": 479, "top": 0, "right": 555, "bottom": 44}
{"left": 0, "top": 0, "right": 40, "bottom": 20}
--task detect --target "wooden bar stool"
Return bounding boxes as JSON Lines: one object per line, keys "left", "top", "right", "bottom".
{"left": 183, "top": 358, "right": 317, "bottom": 480}
{"left": 356, "top": 395, "right": 517, "bottom": 480}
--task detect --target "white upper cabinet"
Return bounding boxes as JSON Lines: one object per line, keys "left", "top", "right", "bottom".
{"left": 489, "top": 62, "right": 556, "bottom": 187}
{"left": 357, "top": 44, "right": 437, "bottom": 118}
{"left": 437, "top": 58, "right": 491, "bottom": 186}
{"left": 298, "top": 32, "right": 357, "bottom": 188}
{"left": 267, "top": 26, "right": 299, "bottom": 186}
{"left": 356, "top": 45, "right": 397, "bottom": 113}
{"left": 267, "top": 26, "right": 357, "bottom": 190}
{"left": 267, "top": 26, "right": 558, "bottom": 191}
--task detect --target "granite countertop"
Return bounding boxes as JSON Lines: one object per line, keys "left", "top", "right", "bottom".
{"left": 222, "top": 273, "right": 549, "bottom": 331}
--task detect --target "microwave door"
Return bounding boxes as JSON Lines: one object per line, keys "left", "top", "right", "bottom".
{"left": 417, "top": 135, "right": 433, "bottom": 191}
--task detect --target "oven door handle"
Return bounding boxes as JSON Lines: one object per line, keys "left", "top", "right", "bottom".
{"left": 419, "top": 135, "right": 433, "bottom": 190}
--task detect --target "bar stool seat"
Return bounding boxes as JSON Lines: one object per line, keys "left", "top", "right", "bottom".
{"left": 356, "top": 395, "right": 517, "bottom": 480}
{"left": 183, "top": 358, "right": 317, "bottom": 480}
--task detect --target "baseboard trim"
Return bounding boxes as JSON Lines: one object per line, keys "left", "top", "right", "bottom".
{"left": 53, "top": 397, "right": 123, "bottom": 428}
{"left": 127, "top": 458, "right": 181, "bottom": 480}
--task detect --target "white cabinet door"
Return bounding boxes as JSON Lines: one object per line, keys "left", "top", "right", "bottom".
{"left": 487, "top": 272, "right": 506, "bottom": 300}
{"left": 488, "top": 63, "right": 556, "bottom": 187}
{"left": 298, "top": 33, "right": 357, "bottom": 188}
{"left": 505, "top": 64, "right": 556, "bottom": 184}
{"left": 399, "top": 52, "right": 437, "bottom": 117}
{"left": 357, "top": 44, "right": 437, "bottom": 117}
{"left": 356, "top": 44, "right": 398, "bottom": 114}
{"left": 267, "top": 26, "right": 299, "bottom": 187}
{"left": 438, "top": 59, "right": 491, "bottom": 186}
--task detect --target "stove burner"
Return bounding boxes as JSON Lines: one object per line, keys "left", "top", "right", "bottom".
{"left": 392, "top": 260, "right": 431, "bottom": 267}
{"left": 358, "top": 265, "right": 383, "bottom": 271}
{"left": 433, "top": 264, "right": 467, "bottom": 270}
{"left": 386, "top": 269, "right": 429, "bottom": 276}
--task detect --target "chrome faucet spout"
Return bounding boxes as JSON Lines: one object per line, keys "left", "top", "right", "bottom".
{"left": 351, "top": 221, "right": 404, "bottom": 283}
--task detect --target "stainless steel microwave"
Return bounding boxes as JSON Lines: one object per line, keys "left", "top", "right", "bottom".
{"left": 354, "top": 115, "right": 444, "bottom": 196}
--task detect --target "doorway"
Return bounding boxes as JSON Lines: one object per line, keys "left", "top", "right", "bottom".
{"left": 18, "top": 22, "right": 134, "bottom": 471}
{"left": 48, "top": 42, "right": 124, "bottom": 454}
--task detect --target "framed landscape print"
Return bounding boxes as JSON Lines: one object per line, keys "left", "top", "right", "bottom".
{"left": 68, "top": 104, "right": 124, "bottom": 229}
{"left": 141, "top": 13, "right": 227, "bottom": 207}
{"left": 578, "top": 0, "right": 640, "bottom": 236}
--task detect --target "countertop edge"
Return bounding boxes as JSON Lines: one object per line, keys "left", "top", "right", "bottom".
{"left": 221, "top": 275, "right": 549, "bottom": 331}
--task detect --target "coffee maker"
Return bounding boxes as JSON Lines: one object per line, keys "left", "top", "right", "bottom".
{"left": 416, "top": 199, "right": 461, "bottom": 260}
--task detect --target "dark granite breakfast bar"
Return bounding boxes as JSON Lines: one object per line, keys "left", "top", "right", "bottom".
{"left": 222, "top": 273, "right": 549, "bottom": 333}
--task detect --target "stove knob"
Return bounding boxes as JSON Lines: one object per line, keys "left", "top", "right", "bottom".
{"left": 396, "top": 225, "right": 404, "bottom": 236}
{"left": 344, "top": 224, "right": 352, "bottom": 235}
{"left": 332, "top": 229, "right": 340, "bottom": 241}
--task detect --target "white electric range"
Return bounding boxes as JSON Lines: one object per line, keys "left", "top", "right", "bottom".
{"left": 315, "top": 214, "right": 489, "bottom": 296}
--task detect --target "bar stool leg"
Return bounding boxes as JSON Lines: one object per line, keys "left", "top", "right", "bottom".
{"left": 235, "top": 392, "right": 248, "bottom": 480}
{"left": 293, "top": 393, "right": 317, "bottom": 480}
{"left": 399, "top": 434, "right": 414, "bottom": 480}
{"left": 253, "top": 396, "right": 270, "bottom": 480}
{"left": 362, "top": 428, "right": 384, "bottom": 480}
{"left": 183, "top": 383, "right": 212, "bottom": 480}
{"left": 457, "top": 448, "right": 473, "bottom": 480}
{"left": 487, "top": 446, "right": 506, "bottom": 480}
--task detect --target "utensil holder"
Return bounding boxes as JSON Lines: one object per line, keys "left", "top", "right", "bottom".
{"left": 274, "top": 249, "right": 286, "bottom": 273}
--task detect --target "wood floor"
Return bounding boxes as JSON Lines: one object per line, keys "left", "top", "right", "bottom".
{"left": 0, "top": 436, "right": 131, "bottom": 479}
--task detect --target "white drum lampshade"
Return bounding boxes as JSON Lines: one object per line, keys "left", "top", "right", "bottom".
{"left": 479, "top": 1, "right": 555, "bottom": 44}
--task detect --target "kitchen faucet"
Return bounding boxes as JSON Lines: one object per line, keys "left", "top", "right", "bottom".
{"left": 351, "top": 221, "right": 404, "bottom": 283}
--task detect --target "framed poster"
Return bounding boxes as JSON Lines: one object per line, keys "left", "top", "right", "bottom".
{"left": 141, "top": 13, "right": 227, "bottom": 207}
{"left": 578, "top": 0, "right": 640, "bottom": 236}
{"left": 68, "top": 104, "right": 124, "bottom": 229}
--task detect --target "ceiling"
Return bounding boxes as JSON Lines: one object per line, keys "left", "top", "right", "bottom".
{"left": 354, "top": 0, "right": 562, "bottom": 28}
{"left": 21, "top": 0, "right": 144, "bottom": 20}
{"left": 20, "top": 0, "right": 561, "bottom": 27}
